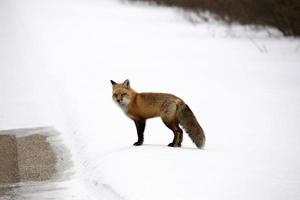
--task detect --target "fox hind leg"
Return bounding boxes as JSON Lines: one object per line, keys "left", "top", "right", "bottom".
{"left": 161, "top": 103, "right": 183, "bottom": 147}
{"left": 178, "top": 130, "right": 183, "bottom": 144}
{"left": 166, "top": 123, "right": 183, "bottom": 147}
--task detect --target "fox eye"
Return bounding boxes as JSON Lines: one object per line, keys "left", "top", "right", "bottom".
{"left": 113, "top": 94, "right": 117, "bottom": 97}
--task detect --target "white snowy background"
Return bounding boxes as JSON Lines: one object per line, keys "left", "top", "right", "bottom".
{"left": 1, "top": 0, "right": 300, "bottom": 199}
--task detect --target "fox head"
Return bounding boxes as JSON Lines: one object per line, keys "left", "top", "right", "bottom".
{"left": 110, "top": 79, "right": 135, "bottom": 109}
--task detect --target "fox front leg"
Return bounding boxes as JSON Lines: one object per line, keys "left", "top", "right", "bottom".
{"left": 133, "top": 120, "right": 146, "bottom": 146}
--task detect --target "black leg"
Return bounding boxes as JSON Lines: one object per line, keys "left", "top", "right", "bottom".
{"left": 162, "top": 121, "right": 183, "bottom": 148}
{"left": 167, "top": 128, "right": 183, "bottom": 147}
{"left": 133, "top": 120, "right": 146, "bottom": 146}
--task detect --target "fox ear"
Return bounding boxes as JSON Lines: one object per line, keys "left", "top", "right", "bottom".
{"left": 123, "top": 79, "right": 130, "bottom": 88}
{"left": 110, "top": 80, "right": 117, "bottom": 86}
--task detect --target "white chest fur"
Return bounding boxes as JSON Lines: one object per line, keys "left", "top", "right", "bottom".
{"left": 119, "top": 104, "right": 128, "bottom": 113}
{"left": 118, "top": 104, "right": 137, "bottom": 120}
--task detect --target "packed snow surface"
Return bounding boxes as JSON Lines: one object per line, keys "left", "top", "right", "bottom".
{"left": 1, "top": 0, "right": 300, "bottom": 199}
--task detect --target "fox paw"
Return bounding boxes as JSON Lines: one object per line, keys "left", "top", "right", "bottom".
{"left": 168, "top": 143, "right": 181, "bottom": 147}
{"left": 133, "top": 141, "right": 143, "bottom": 146}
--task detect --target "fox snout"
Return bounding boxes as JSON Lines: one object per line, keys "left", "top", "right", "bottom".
{"left": 116, "top": 98, "right": 124, "bottom": 104}
{"left": 114, "top": 95, "right": 130, "bottom": 106}
{"left": 115, "top": 94, "right": 124, "bottom": 103}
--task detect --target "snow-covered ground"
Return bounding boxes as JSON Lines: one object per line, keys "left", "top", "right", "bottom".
{"left": 1, "top": 0, "right": 300, "bottom": 199}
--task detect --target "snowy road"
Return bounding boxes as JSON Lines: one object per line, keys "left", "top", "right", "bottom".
{"left": 1, "top": 0, "right": 300, "bottom": 199}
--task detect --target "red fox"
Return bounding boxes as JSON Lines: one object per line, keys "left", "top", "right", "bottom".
{"left": 111, "top": 79, "right": 205, "bottom": 148}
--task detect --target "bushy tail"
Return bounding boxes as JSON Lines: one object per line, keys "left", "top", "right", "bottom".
{"left": 177, "top": 104, "right": 205, "bottom": 148}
